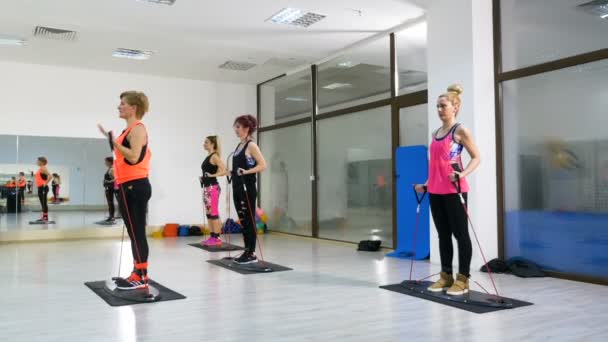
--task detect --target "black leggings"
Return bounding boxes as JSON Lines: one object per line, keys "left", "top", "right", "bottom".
{"left": 37, "top": 186, "right": 49, "bottom": 214}
{"left": 429, "top": 193, "right": 471, "bottom": 277}
{"left": 52, "top": 184, "right": 59, "bottom": 200}
{"left": 117, "top": 178, "right": 151, "bottom": 264}
{"left": 105, "top": 188, "right": 115, "bottom": 218}
{"left": 233, "top": 180, "right": 257, "bottom": 254}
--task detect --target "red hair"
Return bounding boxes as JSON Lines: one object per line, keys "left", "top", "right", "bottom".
{"left": 233, "top": 115, "right": 258, "bottom": 136}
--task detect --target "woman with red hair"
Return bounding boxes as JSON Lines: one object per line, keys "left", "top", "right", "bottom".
{"left": 231, "top": 115, "right": 267, "bottom": 264}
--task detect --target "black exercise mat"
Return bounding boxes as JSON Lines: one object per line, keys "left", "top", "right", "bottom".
{"left": 189, "top": 242, "right": 244, "bottom": 252}
{"left": 207, "top": 258, "right": 292, "bottom": 274}
{"left": 380, "top": 281, "right": 533, "bottom": 314}
{"left": 85, "top": 280, "right": 186, "bottom": 307}
{"left": 29, "top": 220, "right": 55, "bottom": 225}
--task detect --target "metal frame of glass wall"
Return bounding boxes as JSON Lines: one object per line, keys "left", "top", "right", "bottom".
{"left": 493, "top": 0, "right": 608, "bottom": 285}
{"left": 257, "top": 32, "right": 427, "bottom": 248}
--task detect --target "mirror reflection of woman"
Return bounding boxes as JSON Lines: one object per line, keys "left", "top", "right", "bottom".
{"left": 17, "top": 172, "right": 27, "bottom": 206}
{"left": 103, "top": 157, "right": 116, "bottom": 223}
{"left": 51, "top": 173, "right": 61, "bottom": 204}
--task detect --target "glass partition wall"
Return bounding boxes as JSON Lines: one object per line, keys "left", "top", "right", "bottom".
{"left": 495, "top": 0, "right": 608, "bottom": 283}
{"left": 258, "top": 28, "right": 428, "bottom": 248}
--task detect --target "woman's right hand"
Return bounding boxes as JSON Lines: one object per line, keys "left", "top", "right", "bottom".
{"left": 414, "top": 184, "right": 427, "bottom": 193}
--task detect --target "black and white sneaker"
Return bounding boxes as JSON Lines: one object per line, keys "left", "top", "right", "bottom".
{"left": 234, "top": 253, "right": 258, "bottom": 264}
{"left": 114, "top": 273, "right": 149, "bottom": 290}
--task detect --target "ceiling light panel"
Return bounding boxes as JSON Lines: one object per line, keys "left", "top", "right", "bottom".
{"left": 267, "top": 8, "right": 326, "bottom": 28}
{"left": 322, "top": 83, "right": 352, "bottom": 90}
{"left": 136, "top": 0, "right": 176, "bottom": 5}
{"left": 112, "top": 48, "right": 154, "bottom": 60}
{"left": 219, "top": 60, "right": 257, "bottom": 71}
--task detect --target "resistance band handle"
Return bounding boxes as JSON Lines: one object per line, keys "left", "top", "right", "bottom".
{"left": 412, "top": 185, "right": 427, "bottom": 205}
{"left": 108, "top": 132, "right": 114, "bottom": 151}
{"left": 451, "top": 163, "right": 462, "bottom": 194}
{"left": 225, "top": 152, "right": 234, "bottom": 184}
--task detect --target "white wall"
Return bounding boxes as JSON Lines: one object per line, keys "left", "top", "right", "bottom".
{"left": 427, "top": 0, "right": 497, "bottom": 269}
{"left": 0, "top": 60, "right": 255, "bottom": 226}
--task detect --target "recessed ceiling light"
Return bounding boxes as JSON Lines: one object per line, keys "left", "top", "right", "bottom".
{"left": 112, "top": 48, "right": 153, "bottom": 60}
{"left": 219, "top": 60, "right": 257, "bottom": 71}
{"left": 267, "top": 8, "right": 326, "bottom": 28}
{"left": 322, "top": 83, "right": 352, "bottom": 90}
{"left": 602, "top": 13, "right": 608, "bottom": 18}
{"left": 285, "top": 97, "right": 308, "bottom": 102}
{"left": 337, "top": 61, "right": 359, "bottom": 69}
{"left": 0, "top": 35, "right": 26, "bottom": 46}
{"left": 136, "top": 0, "right": 176, "bottom": 5}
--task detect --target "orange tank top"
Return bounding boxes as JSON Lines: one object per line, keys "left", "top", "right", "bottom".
{"left": 35, "top": 169, "right": 46, "bottom": 187}
{"left": 114, "top": 121, "right": 151, "bottom": 185}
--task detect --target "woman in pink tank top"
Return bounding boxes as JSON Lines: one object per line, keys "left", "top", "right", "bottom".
{"left": 414, "top": 84, "right": 480, "bottom": 296}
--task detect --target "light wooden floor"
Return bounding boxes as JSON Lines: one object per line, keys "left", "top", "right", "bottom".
{"left": 0, "top": 234, "right": 606, "bottom": 342}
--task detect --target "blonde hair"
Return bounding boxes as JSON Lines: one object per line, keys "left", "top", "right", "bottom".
{"left": 439, "top": 84, "right": 464, "bottom": 114}
{"left": 120, "top": 91, "right": 150, "bottom": 119}
{"left": 206, "top": 135, "right": 222, "bottom": 157}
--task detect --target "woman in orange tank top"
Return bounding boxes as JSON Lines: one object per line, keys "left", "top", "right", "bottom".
{"left": 34, "top": 157, "right": 52, "bottom": 222}
{"left": 18, "top": 172, "right": 27, "bottom": 206}
{"left": 98, "top": 91, "right": 152, "bottom": 290}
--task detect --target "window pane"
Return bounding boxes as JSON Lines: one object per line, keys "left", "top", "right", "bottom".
{"left": 318, "top": 106, "right": 392, "bottom": 246}
{"left": 259, "top": 123, "right": 312, "bottom": 236}
{"left": 318, "top": 37, "right": 390, "bottom": 113}
{"left": 260, "top": 70, "right": 312, "bottom": 127}
{"left": 502, "top": 59, "right": 608, "bottom": 279}
{"left": 399, "top": 104, "right": 428, "bottom": 147}
{"left": 501, "top": 0, "right": 608, "bottom": 71}
{"left": 396, "top": 23, "right": 427, "bottom": 95}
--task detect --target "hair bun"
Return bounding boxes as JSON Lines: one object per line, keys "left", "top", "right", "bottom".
{"left": 447, "top": 84, "right": 463, "bottom": 95}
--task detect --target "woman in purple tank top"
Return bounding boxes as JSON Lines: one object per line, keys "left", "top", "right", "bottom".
{"left": 414, "top": 84, "right": 480, "bottom": 296}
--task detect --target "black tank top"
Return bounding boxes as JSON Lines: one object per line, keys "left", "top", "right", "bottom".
{"left": 104, "top": 168, "right": 113, "bottom": 189}
{"left": 120, "top": 129, "right": 148, "bottom": 165}
{"left": 232, "top": 140, "right": 256, "bottom": 185}
{"left": 201, "top": 152, "right": 219, "bottom": 187}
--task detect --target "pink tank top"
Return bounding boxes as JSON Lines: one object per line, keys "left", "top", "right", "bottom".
{"left": 427, "top": 123, "right": 469, "bottom": 194}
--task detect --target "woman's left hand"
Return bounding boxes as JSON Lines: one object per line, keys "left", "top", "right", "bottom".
{"left": 97, "top": 123, "right": 108, "bottom": 138}
{"left": 449, "top": 171, "right": 462, "bottom": 183}
{"left": 237, "top": 168, "right": 247, "bottom": 176}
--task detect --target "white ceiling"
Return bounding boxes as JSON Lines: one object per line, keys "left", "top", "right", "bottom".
{"left": 0, "top": 0, "right": 427, "bottom": 84}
